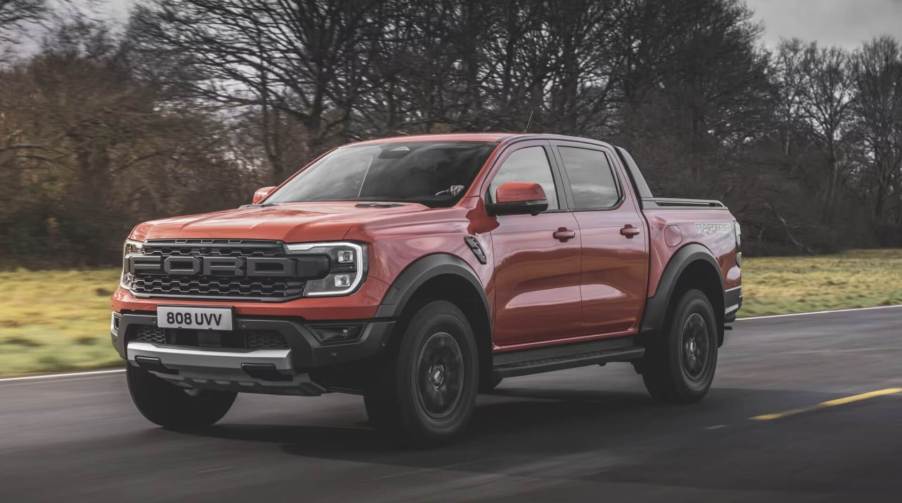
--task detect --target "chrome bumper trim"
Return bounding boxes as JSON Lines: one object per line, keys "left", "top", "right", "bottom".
{"left": 125, "top": 342, "right": 327, "bottom": 395}
{"left": 127, "top": 342, "right": 292, "bottom": 371}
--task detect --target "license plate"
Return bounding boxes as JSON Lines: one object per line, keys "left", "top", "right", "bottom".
{"left": 157, "top": 306, "right": 233, "bottom": 331}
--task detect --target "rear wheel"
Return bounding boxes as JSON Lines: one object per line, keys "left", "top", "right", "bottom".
{"left": 364, "top": 300, "right": 479, "bottom": 446}
{"left": 640, "top": 289, "right": 718, "bottom": 403}
{"left": 127, "top": 364, "right": 236, "bottom": 429}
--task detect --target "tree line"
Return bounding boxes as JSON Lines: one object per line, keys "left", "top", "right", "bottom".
{"left": 1, "top": 0, "right": 901, "bottom": 266}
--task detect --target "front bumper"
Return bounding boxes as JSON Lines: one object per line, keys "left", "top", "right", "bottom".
{"left": 112, "top": 312, "right": 394, "bottom": 395}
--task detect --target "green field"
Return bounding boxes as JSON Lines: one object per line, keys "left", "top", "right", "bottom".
{"left": 0, "top": 269, "right": 123, "bottom": 376}
{"left": 739, "top": 249, "right": 902, "bottom": 317}
{"left": 2, "top": 249, "right": 901, "bottom": 377}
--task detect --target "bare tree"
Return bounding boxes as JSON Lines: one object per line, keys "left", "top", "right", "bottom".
{"left": 0, "top": 0, "right": 45, "bottom": 41}
{"left": 0, "top": 16, "right": 257, "bottom": 264}
{"left": 128, "top": 0, "right": 385, "bottom": 181}
{"left": 789, "top": 42, "right": 855, "bottom": 221}
{"left": 4, "top": 0, "right": 902, "bottom": 264}
{"left": 850, "top": 37, "right": 902, "bottom": 224}
{"left": 0, "top": 0, "right": 46, "bottom": 61}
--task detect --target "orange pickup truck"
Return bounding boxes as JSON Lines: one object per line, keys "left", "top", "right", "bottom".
{"left": 112, "top": 133, "right": 742, "bottom": 445}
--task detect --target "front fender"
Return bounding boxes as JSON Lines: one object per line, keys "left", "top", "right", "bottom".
{"left": 373, "top": 253, "right": 490, "bottom": 322}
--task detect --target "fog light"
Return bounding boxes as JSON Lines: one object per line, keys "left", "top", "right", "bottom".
{"left": 334, "top": 274, "right": 352, "bottom": 288}
{"left": 310, "top": 324, "right": 364, "bottom": 345}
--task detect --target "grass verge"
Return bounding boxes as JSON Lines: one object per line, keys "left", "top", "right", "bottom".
{"left": 0, "top": 269, "right": 122, "bottom": 377}
{"left": 740, "top": 249, "right": 902, "bottom": 317}
{"left": 1, "top": 249, "right": 901, "bottom": 377}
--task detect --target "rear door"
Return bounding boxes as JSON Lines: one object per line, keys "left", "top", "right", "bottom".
{"left": 552, "top": 141, "right": 649, "bottom": 338}
{"left": 487, "top": 141, "right": 583, "bottom": 348}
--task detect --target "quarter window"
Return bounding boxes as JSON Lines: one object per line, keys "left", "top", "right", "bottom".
{"left": 558, "top": 147, "right": 620, "bottom": 209}
{"left": 489, "top": 146, "right": 559, "bottom": 210}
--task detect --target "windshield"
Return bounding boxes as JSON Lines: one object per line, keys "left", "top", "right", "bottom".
{"left": 266, "top": 141, "right": 497, "bottom": 207}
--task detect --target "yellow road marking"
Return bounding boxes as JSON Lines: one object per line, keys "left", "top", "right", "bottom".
{"left": 751, "top": 388, "right": 902, "bottom": 421}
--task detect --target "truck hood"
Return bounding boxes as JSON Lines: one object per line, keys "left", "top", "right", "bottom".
{"left": 131, "top": 201, "right": 431, "bottom": 243}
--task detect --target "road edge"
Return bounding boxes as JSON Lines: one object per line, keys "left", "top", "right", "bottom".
{"left": 0, "top": 367, "right": 124, "bottom": 383}
{"left": 4, "top": 304, "right": 902, "bottom": 383}
{"left": 737, "top": 303, "right": 902, "bottom": 321}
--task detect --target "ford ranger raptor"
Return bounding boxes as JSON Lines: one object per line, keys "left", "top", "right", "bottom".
{"left": 112, "top": 133, "right": 742, "bottom": 445}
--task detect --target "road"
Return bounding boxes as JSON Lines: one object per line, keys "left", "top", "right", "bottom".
{"left": 2, "top": 306, "right": 902, "bottom": 502}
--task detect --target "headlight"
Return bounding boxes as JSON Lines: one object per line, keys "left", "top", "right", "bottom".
{"left": 285, "top": 242, "right": 367, "bottom": 296}
{"left": 120, "top": 239, "right": 144, "bottom": 290}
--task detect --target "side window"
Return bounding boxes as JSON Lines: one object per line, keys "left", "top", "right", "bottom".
{"left": 558, "top": 147, "right": 620, "bottom": 209}
{"left": 489, "top": 146, "right": 559, "bottom": 210}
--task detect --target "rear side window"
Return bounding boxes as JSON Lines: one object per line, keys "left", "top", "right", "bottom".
{"left": 489, "top": 146, "right": 559, "bottom": 210}
{"left": 558, "top": 147, "right": 620, "bottom": 209}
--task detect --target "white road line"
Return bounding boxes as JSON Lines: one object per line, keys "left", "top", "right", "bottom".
{"left": 737, "top": 303, "right": 902, "bottom": 321}
{"left": 0, "top": 368, "right": 124, "bottom": 383}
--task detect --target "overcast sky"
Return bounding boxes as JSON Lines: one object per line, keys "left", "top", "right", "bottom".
{"left": 746, "top": 0, "right": 902, "bottom": 48}
{"left": 62, "top": 0, "right": 902, "bottom": 50}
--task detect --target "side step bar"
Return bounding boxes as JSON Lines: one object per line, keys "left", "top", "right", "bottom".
{"left": 493, "top": 344, "right": 645, "bottom": 379}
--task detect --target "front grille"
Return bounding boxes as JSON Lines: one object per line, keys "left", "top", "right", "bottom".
{"left": 132, "top": 276, "right": 302, "bottom": 299}
{"left": 246, "top": 331, "right": 289, "bottom": 349}
{"left": 141, "top": 240, "right": 284, "bottom": 258}
{"left": 130, "top": 239, "right": 303, "bottom": 300}
{"left": 133, "top": 326, "right": 166, "bottom": 345}
{"left": 131, "top": 326, "right": 288, "bottom": 350}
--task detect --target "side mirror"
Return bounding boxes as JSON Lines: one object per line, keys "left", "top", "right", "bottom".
{"left": 488, "top": 181, "right": 549, "bottom": 216}
{"left": 252, "top": 186, "right": 276, "bottom": 204}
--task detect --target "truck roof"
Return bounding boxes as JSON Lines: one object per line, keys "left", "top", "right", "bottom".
{"left": 351, "top": 132, "right": 616, "bottom": 150}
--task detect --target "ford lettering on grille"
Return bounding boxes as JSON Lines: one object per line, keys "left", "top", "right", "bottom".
{"left": 126, "top": 240, "right": 330, "bottom": 300}
{"left": 128, "top": 256, "right": 302, "bottom": 277}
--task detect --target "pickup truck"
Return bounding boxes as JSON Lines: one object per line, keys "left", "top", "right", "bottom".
{"left": 112, "top": 133, "right": 742, "bottom": 445}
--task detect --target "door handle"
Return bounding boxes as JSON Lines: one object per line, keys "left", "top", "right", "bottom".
{"left": 620, "top": 224, "right": 640, "bottom": 238}
{"left": 553, "top": 227, "right": 577, "bottom": 242}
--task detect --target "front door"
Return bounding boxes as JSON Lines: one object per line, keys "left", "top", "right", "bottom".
{"left": 488, "top": 141, "right": 583, "bottom": 348}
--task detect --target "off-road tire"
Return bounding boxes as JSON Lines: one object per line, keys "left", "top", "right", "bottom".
{"left": 364, "top": 300, "right": 479, "bottom": 446}
{"left": 641, "top": 289, "right": 718, "bottom": 403}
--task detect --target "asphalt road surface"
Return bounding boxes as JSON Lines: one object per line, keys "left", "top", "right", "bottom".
{"left": 2, "top": 306, "right": 902, "bottom": 502}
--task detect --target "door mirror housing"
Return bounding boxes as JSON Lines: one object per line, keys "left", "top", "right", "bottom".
{"left": 488, "top": 182, "right": 549, "bottom": 216}
{"left": 252, "top": 186, "right": 277, "bottom": 204}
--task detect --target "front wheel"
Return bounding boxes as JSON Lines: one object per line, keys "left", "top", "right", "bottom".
{"left": 127, "top": 364, "right": 236, "bottom": 429}
{"left": 640, "top": 289, "right": 718, "bottom": 403}
{"left": 364, "top": 300, "right": 479, "bottom": 446}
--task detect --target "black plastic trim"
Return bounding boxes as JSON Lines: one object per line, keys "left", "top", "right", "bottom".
{"left": 642, "top": 197, "right": 725, "bottom": 209}
{"left": 134, "top": 355, "right": 177, "bottom": 374}
{"left": 494, "top": 337, "right": 637, "bottom": 366}
{"left": 374, "top": 253, "right": 490, "bottom": 323}
{"left": 113, "top": 312, "right": 395, "bottom": 370}
{"left": 493, "top": 338, "right": 645, "bottom": 378}
{"left": 464, "top": 236, "right": 487, "bottom": 264}
{"left": 640, "top": 243, "right": 724, "bottom": 336}
{"left": 614, "top": 146, "right": 654, "bottom": 201}
{"left": 242, "top": 363, "right": 293, "bottom": 381}
{"left": 724, "top": 287, "right": 742, "bottom": 323}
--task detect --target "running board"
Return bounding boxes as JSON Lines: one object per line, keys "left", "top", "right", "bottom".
{"left": 493, "top": 345, "right": 645, "bottom": 379}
